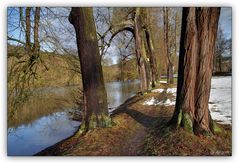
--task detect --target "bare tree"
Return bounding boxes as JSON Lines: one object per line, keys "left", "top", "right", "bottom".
{"left": 164, "top": 7, "right": 174, "bottom": 84}
{"left": 108, "top": 8, "right": 158, "bottom": 92}
{"left": 69, "top": 7, "right": 111, "bottom": 133}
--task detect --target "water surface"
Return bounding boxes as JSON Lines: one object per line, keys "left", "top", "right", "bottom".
{"left": 7, "top": 80, "right": 140, "bottom": 156}
{"left": 7, "top": 77, "right": 231, "bottom": 156}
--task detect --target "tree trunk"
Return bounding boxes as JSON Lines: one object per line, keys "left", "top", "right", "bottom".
{"left": 143, "top": 8, "right": 158, "bottom": 88}
{"left": 108, "top": 8, "right": 157, "bottom": 90}
{"left": 163, "top": 7, "right": 174, "bottom": 84}
{"left": 33, "top": 7, "right": 40, "bottom": 55}
{"left": 134, "top": 8, "right": 151, "bottom": 93}
{"left": 25, "top": 7, "right": 31, "bottom": 54}
{"left": 219, "top": 54, "right": 222, "bottom": 72}
{"left": 170, "top": 7, "right": 221, "bottom": 135}
{"left": 69, "top": 7, "right": 111, "bottom": 133}
{"left": 146, "top": 29, "right": 157, "bottom": 88}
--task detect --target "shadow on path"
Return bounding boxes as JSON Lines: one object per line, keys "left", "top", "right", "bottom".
{"left": 125, "top": 108, "right": 168, "bottom": 128}
{"left": 110, "top": 95, "right": 169, "bottom": 128}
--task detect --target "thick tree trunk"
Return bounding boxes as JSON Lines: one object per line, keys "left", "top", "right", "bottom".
{"left": 69, "top": 7, "right": 110, "bottom": 133}
{"left": 145, "top": 26, "right": 158, "bottom": 88}
{"left": 147, "top": 31, "right": 157, "bottom": 88}
{"left": 144, "top": 8, "right": 158, "bottom": 88}
{"left": 170, "top": 7, "right": 221, "bottom": 135}
{"left": 134, "top": 8, "right": 151, "bottom": 93}
{"left": 108, "top": 8, "right": 158, "bottom": 90}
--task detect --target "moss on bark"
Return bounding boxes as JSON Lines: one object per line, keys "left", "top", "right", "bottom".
{"left": 78, "top": 114, "right": 112, "bottom": 135}
{"left": 182, "top": 113, "right": 193, "bottom": 133}
{"left": 212, "top": 121, "right": 222, "bottom": 134}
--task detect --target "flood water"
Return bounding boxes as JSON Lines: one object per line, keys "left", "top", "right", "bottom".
{"left": 7, "top": 77, "right": 231, "bottom": 156}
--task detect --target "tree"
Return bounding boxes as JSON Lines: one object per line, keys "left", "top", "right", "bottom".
{"left": 163, "top": 7, "right": 174, "bottom": 84}
{"left": 109, "top": 8, "right": 158, "bottom": 92}
{"left": 169, "top": 7, "right": 221, "bottom": 135}
{"left": 144, "top": 8, "right": 158, "bottom": 88}
{"left": 134, "top": 8, "right": 151, "bottom": 92}
{"left": 7, "top": 7, "right": 43, "bottom": 116}
{"left": 69, "top": 7, "right": 111, "bottom": 133}
{"left": 214, "top": 25, "right": 230, "bottom": 73}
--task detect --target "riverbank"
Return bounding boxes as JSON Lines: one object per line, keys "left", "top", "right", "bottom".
{"left": 36, "top": 84, "right": 231, "bottom": 156}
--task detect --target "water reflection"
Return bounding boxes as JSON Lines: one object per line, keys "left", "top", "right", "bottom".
{"left": 106, "top": 80, "right": 140, "bottom": 108}
{"left": 8, "top": 112, "right": 80, "bottom": 156}
{"left": 7, "top": 80, "right": 140, "bottom": 156}
{"left": 7, "top": 77, "right": 231, "bottom": 156}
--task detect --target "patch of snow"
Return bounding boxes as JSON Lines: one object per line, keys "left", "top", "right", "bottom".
{"left": 164, "top": 99, "right": 176, "bottom": 106}
{"left": 151, "top": 88, "right": 164, "bottom": 93}
{"left": 142, "top": 97, "right": 160, "bottom": 105}
{"left": 209, "top": 104, "right": 231, "bottom": 125}
{"left": 142, "top": 97, "right": 175, "bottom": 106}
{"left": 166, "top": 88, "right": 177, "bottom": 96}
{"left": 159, "top": 81, "right": 167, "bottom": 83}
{"left": 209, "top": 76, "right": 231, "bottom": 125}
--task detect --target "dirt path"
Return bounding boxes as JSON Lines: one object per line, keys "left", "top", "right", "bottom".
{"left": 36, "top": 93, "right": 172, "bottom": 156}
{"left": 36, "top": 89, "right": 231, "bottom": 156}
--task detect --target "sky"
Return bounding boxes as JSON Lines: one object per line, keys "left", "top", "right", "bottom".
{"left": 110, "top": 7, "right": 232, "bottom": 64}
{"left": 219, "top": 7, "right": 232, "bottom": 39}
{"left": 7, "top": 7, "right": 232, "bottom": 65}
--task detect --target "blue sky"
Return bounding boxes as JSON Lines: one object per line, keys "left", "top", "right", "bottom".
{"left": 219, "top": 7, "right": 232, "bottom": 39}
{"left": 7, "top": 7, "right": 232, "bottom": 65}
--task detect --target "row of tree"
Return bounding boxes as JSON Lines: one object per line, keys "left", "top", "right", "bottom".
{"left": 8, "top": 7, "right": 226, "bottom": 135}
{"left": 69, "top": 7, "right": 222, "bottom": 135}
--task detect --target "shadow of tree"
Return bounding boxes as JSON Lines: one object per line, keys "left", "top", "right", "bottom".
{"left": 110, "top": 94, "right": 171, "bottom": 129}
{"left": 124, "top": 108, "right": 170, "bottom": 129}
{"left": 110, "top": 95, "right": 142, "bottom": 116}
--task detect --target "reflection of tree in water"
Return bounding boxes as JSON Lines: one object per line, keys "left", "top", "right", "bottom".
{"left": 8, "top": 127, "right": 24, "bottom": 140}
{"left": 36, "top": 112, "right": 78, "bottom": 136}
{"left": 107, "top": 80, "right": 140, "bottom": 108}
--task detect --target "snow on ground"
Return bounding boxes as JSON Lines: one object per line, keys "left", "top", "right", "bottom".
{"left": 159, "top": 81, "right": 167, "bottom": 84}
{"left": 164, "top": 99, "right": 176, "bottom": 106}
{"left": 142, "top": 97, "right": 160, "bottom": 105}
{"left": 142, "top": 97, "right": 175, "bottom": 106}
{"left": 144, "top": 76, "right": 231, "bottom": 125}
{"left": 151, "top": 88, "right": 164, "bottom": 93}
{"left": 166, "top": 88, "right": 177, "bottom": 96}
{"left": 143, "top": 87, "right": 177, "bottom": 106}
{"left": 151, "top": 87, "right": 177, "bottom": 97}
{"left": 209, "top": 104, "right": 232, "bottom": 125}
{"left": 209, "top": 76, "right": 231, "bottom": 125}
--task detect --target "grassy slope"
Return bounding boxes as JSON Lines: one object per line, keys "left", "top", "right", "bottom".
{"left": 8, "top": 49, "right": 138, "bottom": 127}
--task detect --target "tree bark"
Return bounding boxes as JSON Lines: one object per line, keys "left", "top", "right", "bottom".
{"left": 145, "top": 29, "right": 157, "bottom": 88}
{"left": 69, "top": 7, "right": 110, "bottom": 133}
{"left": 108, "top": 8, "right": 159, "bottom": 91}
{"left": 25, "top": 7, "right": 31, "bottom": 54}
{"left": 144, "top": 8, "right": 158, "bottom": 88}
{"left": 134, "top": 8, "right": 151, "bottom": 93}
{"left": 170, "top": 7, "right": 221, "bottom": 135}
{"left": 164, "top": 7, "right": 174, "bottom": 84}
{"left": 33, "top": 7, "right": 40, "bottom": 55}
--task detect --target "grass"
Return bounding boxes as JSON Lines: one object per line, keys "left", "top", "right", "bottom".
{"left": 142, "top": 121, "right": 231, "bottom": 156}
{"left": 8, "top": 88, "right": 79, "bottom": 128}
